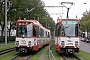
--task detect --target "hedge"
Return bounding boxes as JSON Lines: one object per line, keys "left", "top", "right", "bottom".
{"left": 0, "top": 36, "right": 15, "bottom": 43}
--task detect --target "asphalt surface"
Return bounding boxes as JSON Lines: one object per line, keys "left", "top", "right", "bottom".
{"left": 39, "top": 46, "right": 49, "bottom": 60}
{"left": 80, "top": 41, "right": 90, "bottom": 53}
{"left": 0, "top": 42, "right": 14, "bottom": 46}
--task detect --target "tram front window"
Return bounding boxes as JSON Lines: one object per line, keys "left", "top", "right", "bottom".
{"left": 17, "top": 23, "right": 32, "bottom": 37}
{"left": 62, "top": 20, "right": 78, "bottom": 37}
{"left": 17, "top": 26, "right": 27, "bottom": 37}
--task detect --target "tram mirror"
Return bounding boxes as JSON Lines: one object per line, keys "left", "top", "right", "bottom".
{"left": 79, "top": 33, "right": 81, "bottom": 37}
{"left": 62, "top": 31, "right": 64, "bottom": 36}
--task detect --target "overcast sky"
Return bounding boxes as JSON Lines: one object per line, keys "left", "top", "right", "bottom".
{"left": 41, "top": 0, "right": 90, "bottom": 23}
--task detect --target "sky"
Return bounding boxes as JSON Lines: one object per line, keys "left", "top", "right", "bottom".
{"left": 41, "top": 0, "right": 90, "bottom": 23}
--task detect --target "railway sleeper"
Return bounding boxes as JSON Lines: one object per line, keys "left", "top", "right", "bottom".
{"left": 58, "top": 48, "right": 79, "bottom": 54}
{"left": 16, "top": 47, "right": 32, "bottom": 53}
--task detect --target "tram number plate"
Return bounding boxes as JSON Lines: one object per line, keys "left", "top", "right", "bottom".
{"left": 68, "top": 42, "right": 73, "bottom": 45}
{"left": 21, "top": 42, "right": 26, "bottom": 44}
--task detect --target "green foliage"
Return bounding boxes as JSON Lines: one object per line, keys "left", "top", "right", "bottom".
{"left": 7, "top": 36, "right": 15, "bottom": 42}
{"left": 0, "top": 52, "right": 19, "bottom": 60}
{"left": 0, "top": 36, "right": 15, "bottom": 43}
{"left": 0, "top": 0, "right": 55, "bottom": 36}
{"left": 80, "top": 10, "right": 90, "bottom": 32}
{"left": 75, "top": 50, "right": 90, "bottom": 60}
{"left": 0, "top": 44, "right": 15, "bottom": 50}
{"left": 0, "top": 36, "right": 5, "bottom": 42}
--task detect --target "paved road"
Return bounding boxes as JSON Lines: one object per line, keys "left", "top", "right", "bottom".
{"left": 39, "top": 41, "right": 55, "bottom": 60}
{"left": 0, "top": 42, "right": 14, "bottom": 46}
{"left": 80, "top": 41, "right": 90, "bottom": 53}
{"left": 39, "top": 46, "right": 48, "bottom": 60}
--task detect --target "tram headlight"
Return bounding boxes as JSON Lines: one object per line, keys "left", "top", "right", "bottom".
{"left": 75, "top": 41, "right": 78, "bottom": 46}
{"left": 61, "top": 41, "right": 65, "bottom": 46}
{"left": 16, "top": 41, "right": 19, "bottom": 46}
{"left": 37, "top": 40, "right": 39, "bottom": 44}
{"left": 28, "top": 41, "right": 31, "bottom": 46}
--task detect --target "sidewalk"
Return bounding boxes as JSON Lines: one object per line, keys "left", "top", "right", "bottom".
{"left": 39, "top": 46, "right": 49, "bottom": 60}
{"left": 0, "top": 42, "right": 14, "bottom": 46}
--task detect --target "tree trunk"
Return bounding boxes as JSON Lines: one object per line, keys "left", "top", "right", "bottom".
{"left": 9, "top": 22, "right": 12, "bottom": 36}
{"left": 1, "top": 24, "right": 5, "bottom": 36}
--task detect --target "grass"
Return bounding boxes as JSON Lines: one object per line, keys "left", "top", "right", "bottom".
{"left": 0, "top": 44, "right": 49, "bottom": 60}
{"left": 0, "top": 43, "right": 19, "bottom": 60}
{"left": 30, "top": 46, "right": 49, "bottom": 60}
{"left": 0, "top": 45, "right": 90, "bottom": 60}
{"left": 0, "top": 44, "right": 15, "bottom": 50}
{"left": 0, "top": 51, "right": 19, "bottom": 60}
{"left": 75, "top": 50, "right": 90, "bottom": 60}
{"left": 0, "top": 45, "right": 49, "bottom": 60}
{"left": 51, "top": 47, "right": 90, "bottom": 60}
{"left": 51, "top": 47, "right": 61, "bottom": 60}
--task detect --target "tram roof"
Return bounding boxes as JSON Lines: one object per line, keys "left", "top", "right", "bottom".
{"left": 17, "top": 20, "right": 50, "bottom": 32}
{"left": 56, "top": 17, "right": 80, "bottom": 24}
{"left": 57, "top": 18, "right": 80, "bottom": 20}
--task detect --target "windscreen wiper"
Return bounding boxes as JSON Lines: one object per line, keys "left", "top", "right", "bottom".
{"left": 65, "top": 33, "right": 70, "bottom": 38}
{"left": 62, "top": 25, "right": 70, "bottom": 38}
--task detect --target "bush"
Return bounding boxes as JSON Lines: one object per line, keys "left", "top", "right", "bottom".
{"left": 0, "top": 36, "right": 5, "bottom": 43}
{"left": 0, "top": 36, "right": 15, "bottom": 43}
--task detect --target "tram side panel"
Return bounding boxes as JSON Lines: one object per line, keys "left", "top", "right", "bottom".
{"left": 55, "top": 18, "right": 80, "bottom": 54}
{"left": 15, "top": 20, "right": 51, "bottom": 53}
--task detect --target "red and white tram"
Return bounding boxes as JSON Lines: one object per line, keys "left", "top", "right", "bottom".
{"left": 55, "top": 18, "right": 80, "bottom": 54}
{"left": 15, "top": 20, "right": 51, "bottom": 53}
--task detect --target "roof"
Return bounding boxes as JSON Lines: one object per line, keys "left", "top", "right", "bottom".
{"left": 17, "top": 20, "right": 50, "bottom": 32}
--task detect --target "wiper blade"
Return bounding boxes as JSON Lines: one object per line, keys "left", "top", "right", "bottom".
{"left": 65, "top": 33, "right": 70, "bottom": 38}
{"left": 65, "top": 26, "right": 69, "bottom": 28}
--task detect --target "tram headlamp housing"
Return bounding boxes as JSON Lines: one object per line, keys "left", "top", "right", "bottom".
{"left": 16, "top": 41, "right": 19, "bottom": 46}
{"left": 75, "top": 41, "right": 78, "bottom": 46}
{"left": 37, "top": 40, "right": 39, "bottom": 44}
{"left": 28, "top": 41, "right": 31, "bottom": 46}
{"left": 61, "top": 41, "right": 65, "bottom": 46}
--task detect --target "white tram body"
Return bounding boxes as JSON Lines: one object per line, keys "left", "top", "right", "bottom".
{"left": 15, "top": 20, "right": 51, "bottom": 53}
{"left": 55, "top": 18, "right": 80, "bottom": 54}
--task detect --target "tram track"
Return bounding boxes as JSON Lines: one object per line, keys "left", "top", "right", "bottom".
{"left": 60, "top": 54, "right": 67, "bottom": 60}
{"left": 60, "top": 53, "right": 81, "bottom": 60}
{"left": 11, "top": 53, "right": 33, "bottom": 60}
{"left": 0, "top": 47, "right": 14, "bottom": 56}
{"left": 72, "top": 54, "right": 81, "bottom": 60}
{"left": 11, "top": 40, "right": 53, "bottom": 60}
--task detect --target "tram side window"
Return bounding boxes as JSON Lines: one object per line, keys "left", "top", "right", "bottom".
{"left": 75, "top": 24, "right": 78, "bottom": 37}
{"left": 38, "top": 27, "right": 43, "bottom": 37}
{"left": 39, "top": 27, "right": 41, "bottom": 37}
{"left": 40, "top": 28, "right": 44, "bottom": 37}
{"left": 33, "top": 26, "right": 37, "bottom": 37}
{"left": 46, "top": 31, "right": 47, "bottom": 37}
{"left": 48, "top": 32, "right": 50, "bottom": 37}
{"left": 55, "top": 24, "right": 61, "bottom": 36}
{"left": 36, "top": 26, "right": 39, "bottom": 37}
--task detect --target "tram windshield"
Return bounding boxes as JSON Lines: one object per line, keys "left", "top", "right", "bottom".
{"left": 62, "top": 20, "right": 78, "bottom": 37}
{"left": 16, "top": 23, "right": 32, "bottom": 37}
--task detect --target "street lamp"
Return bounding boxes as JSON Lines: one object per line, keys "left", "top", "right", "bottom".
{"left": 5, "top": 0, "right": 12, "bottom": 46}
{"left": 84, "top": 2, "right": 87, "bottom": 4}
{"left": 83, "top": 2, "right": 87, "bottom": 12}
{"left": 5, "top": 0, "right": 8, "bottom": 46}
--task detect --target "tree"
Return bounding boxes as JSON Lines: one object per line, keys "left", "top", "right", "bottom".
{"left": 81, "top": 10, "right": 90, "bottom": 32}
{"left": 0, "top": 0, "right": 55, "bottom": 36}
